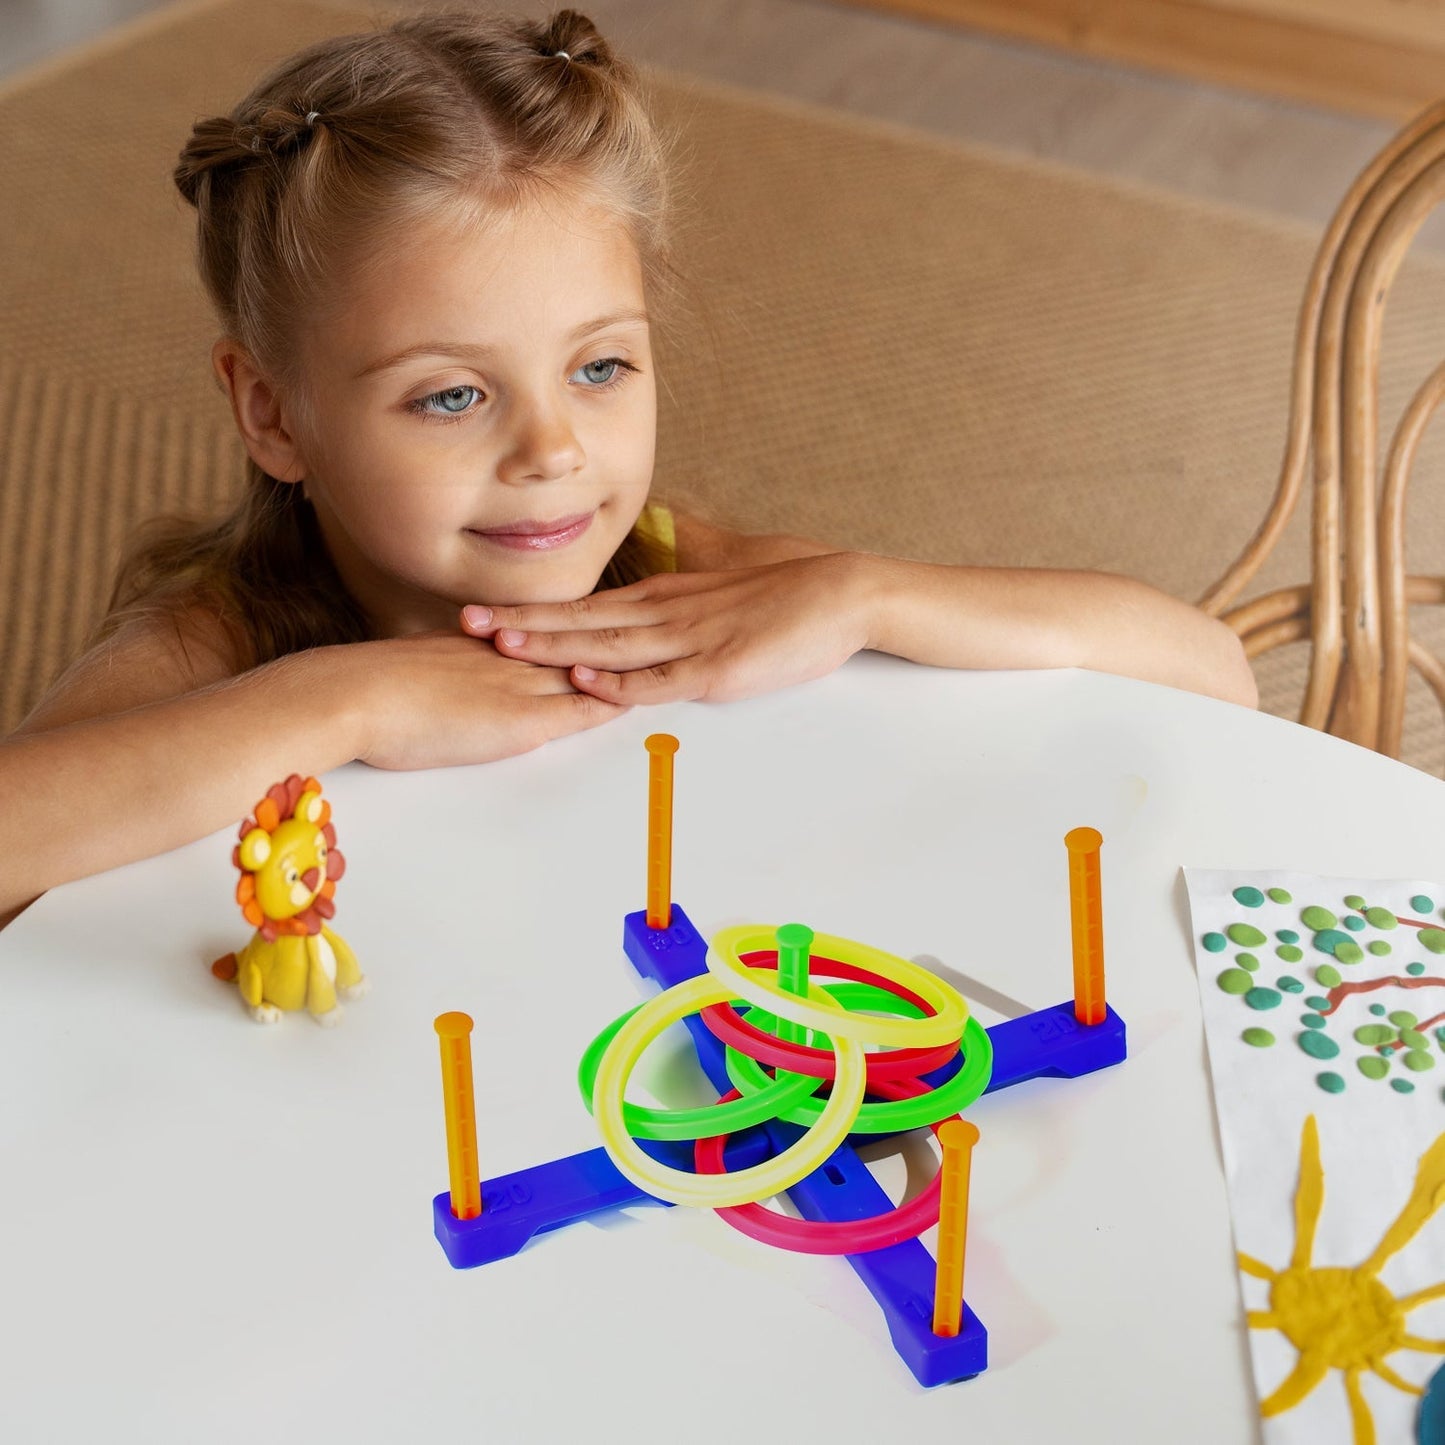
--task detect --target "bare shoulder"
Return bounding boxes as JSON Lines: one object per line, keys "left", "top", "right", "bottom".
{"left": 671, "top": 509, "right": 842, "bottom": 571}
{"left": 13, "top": 605, "right": 246, "bottom": 735}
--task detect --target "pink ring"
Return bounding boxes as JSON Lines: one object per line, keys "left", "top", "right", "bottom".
{"left": 694, "top": 1076, "right": 959, "bottom": 1255}
{"left": 699, "top": 951, "right": 959, "bottom": 1083}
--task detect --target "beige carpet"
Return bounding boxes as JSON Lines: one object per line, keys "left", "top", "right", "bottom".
{"left": 5, "top": 0, "right": 1445, "bottom": 770}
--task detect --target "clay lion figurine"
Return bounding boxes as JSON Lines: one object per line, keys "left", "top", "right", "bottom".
{"left": 211, "top": 773, "right": 368, "bottom": 1025}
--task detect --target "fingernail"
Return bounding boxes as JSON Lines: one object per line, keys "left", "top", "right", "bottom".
{"left": 499, "top": 629, "right": 527, "bottom": 646}
{"left": 574, "top": 665, "right": 597, "bottom": 681}
{"left": 463, "top": 605, "right": 491, "bottom": 629}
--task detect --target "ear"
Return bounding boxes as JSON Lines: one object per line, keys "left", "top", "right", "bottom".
{"left": 211, "top": 339, "right": 309, "bottom": 484}
{"left": 238, "top": 827, "right": 272, "bottom": 871}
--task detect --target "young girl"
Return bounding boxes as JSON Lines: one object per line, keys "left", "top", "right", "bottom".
{"left": 0, "top": 8, "right": 1255, "bottom": 924}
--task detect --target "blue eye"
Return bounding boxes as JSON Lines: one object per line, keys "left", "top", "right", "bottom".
{"left": 423, "top": 385, "right": 480, "bottom": 415}
{"left": 573, "top": 357, "right": 639, "bottom": 387}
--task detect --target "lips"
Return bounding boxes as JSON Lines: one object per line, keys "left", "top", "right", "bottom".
{"left": 468, "top": 512, "right": 594, "bottom": 552}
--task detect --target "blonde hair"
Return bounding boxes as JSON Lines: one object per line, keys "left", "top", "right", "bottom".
{"left": 106, "top": 8, "right": 673, "bottom": 665}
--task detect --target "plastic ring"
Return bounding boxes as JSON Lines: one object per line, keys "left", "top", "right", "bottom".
{"left": 696, "top": 1076, "right": 953, "bottom": 1254}
{"left": 707, "top": 925, "right": 968, "bottom": 1048}
{"left": 700, "top": 952, "right": 959, "bottom": 1082}
{"left": 590, "top": 971, "right": 868, "bottom": 1208}
{"left": 577, "top": 1002, "right": 823, "bottom": 1139}
{"left": 725, "top": 1012, "right": 993, "bottom": 1134}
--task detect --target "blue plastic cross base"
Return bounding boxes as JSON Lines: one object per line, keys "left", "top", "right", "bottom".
{"left": 433, "top": 1130, "right": 773, "bottom": 1268}
{"left": 435, "top": 902, "right": 1126, "bottom": 1389}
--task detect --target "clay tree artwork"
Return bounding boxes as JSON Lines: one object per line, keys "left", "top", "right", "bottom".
{"left": 1187, "top": 871, "right": 1445, "bottom": 1443}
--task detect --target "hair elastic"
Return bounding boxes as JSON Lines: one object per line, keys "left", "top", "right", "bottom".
{"left": 305, "top": 111, "right": 320, "bottom": 124}
{"left": 553, "top": 50, "right": 571, "bottom": 61}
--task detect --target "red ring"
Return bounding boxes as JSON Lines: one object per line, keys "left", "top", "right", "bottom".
{"left": 698, "top": 950, "right": 958, "bottom": 1083}
{"left": 694, "top": 1076, "right": 959, "bottom": 1255}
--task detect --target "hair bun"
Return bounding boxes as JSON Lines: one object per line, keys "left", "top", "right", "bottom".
{"left": 533, "top": 8, "right": 610, "bottom": 66}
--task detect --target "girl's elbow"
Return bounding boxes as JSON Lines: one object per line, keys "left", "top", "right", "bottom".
{"left": 1209, "top": 623, "right": 1258, "bottom": 709}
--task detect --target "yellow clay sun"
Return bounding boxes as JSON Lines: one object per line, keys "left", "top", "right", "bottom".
{"left": 1242, "top": 1115, "right": 1445, "bottom": 1443}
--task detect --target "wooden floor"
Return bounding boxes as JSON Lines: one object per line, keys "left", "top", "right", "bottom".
{"left": 5, "top": 0, "right": 1441, "bottom": 250}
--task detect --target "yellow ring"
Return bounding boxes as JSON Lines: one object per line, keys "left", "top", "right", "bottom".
{"left": 707, "top": 925, "right": 968, "bottom": 1049}
{"left": 591, "top": 972, "right": 867, "bottom": 1208}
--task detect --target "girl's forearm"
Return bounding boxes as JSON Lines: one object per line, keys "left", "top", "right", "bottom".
{"left": 0, "top": 648, "right": 369, "bottom": 917}
{"left": 856, "top": 554, "right": 1258, "bottom": 707}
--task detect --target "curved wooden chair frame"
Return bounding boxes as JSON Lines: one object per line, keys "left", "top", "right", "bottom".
{"left": 1200, "top": 101, "right": 1445, "bottom": 761}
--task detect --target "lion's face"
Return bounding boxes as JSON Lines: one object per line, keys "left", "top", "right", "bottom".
{"left": 253, "top": 816, "right": 330, "bottom": 919}
{"left": 233, "top": 775, "right": 345, "bottom": 939}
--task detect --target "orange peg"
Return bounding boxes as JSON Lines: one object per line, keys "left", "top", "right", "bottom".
{"left": 1065, "top": 826, "right": 1107, "bottom": 1026}
{"left": 932, "top": 1119, "right": 980, "bottom": 1337}
{"left": 644, "top": 734, "right": 680, "bottom": 929}
{"left": 435, "top": 1012, "right": 481, "bottom": 1221}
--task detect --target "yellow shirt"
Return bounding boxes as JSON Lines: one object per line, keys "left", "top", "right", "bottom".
{"left": 635, "top": 502, "right": 678, "bottom": 572}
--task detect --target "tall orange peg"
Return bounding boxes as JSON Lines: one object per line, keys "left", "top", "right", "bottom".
{"left": 932, "top": 1119, "right": 980, "bottom": 1337}
{"left": 645, "top": 734, "right": 680, "bottom": 929}
{"left": 435, "top": 1012, "right": 481, "bottom": 1221}
{"left": 1065, "top": 826, "right": 1107, "bottom": 1025}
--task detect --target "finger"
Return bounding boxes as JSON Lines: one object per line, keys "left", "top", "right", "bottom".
{"left": 534, "top": 688, "right": 631, "bottom": 740}
{"left": 463, "top": 594, "right": 652, "bottom": 639}
{"left": 571, "top": 660, "right": 702, "bottom": 705}
{"left": 493, "top": 624, "right": 680, "bottom": 671}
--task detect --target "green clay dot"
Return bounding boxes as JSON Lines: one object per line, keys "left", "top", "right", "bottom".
{"left": 1371, "top": 1003, "right": 1388, "bottom": 1016}
{"left": 1344, "top": 895, "right": 1366, "bottom": 909}
{"left": 1237, "top": 953, "right": 1260, "bottom": 972}
{"left": 1344, "top": 915, "right": 1367, "bottom": 932}
{"left": 1405, "top": 1050, "right": 1437, "bottom": 1073}
{"left": 1316, "top": 1072, "right": 1345, "bottom": 1094}
{"left": 1277, "top": 946, "right": 1304, "bottom": 964}
{"left": 1365, "top": 907, "right": 1399, "bottom": 930}
{"left": 1245, "top": 987, "right": 1283, "bottom": 1011}
{"left": 1313, "top": 929, "right": 1353, "bottom": 955}
{"left": 1334, "top": 942, "right": 1365, "bottom": 966}
{"left": 1298, "top": 1031, "right": 1339, "bottom": 1060}
{"left": 1302, "top": 905, "right": 1339, "bottom": 931}
{"left": 1368, "top": 941, "right": 1393, "bottom": 956}
{"left": 1305, "top": 996, "right": 1331, "bottom": 1010}
{"left": 1301, "top": 1013, "right": 1326, "bottom": 1029}
{"left": 1359, "top": 1056, "right": 1390, "bottom": 1080}
{"left": 1355, "top": 1024, "right": 1396, "bottom": 1045}
{"left": 1227, "top": 923, "right": 1268, "bottom": 947}
{"left": 1435, "top": 1027, "right": 1445, "bottom": 1047}
{"left": 1242, "top": 1027, "right": 1275, "bottom": 1048}
{"left": 1421, "top": 929, "right": 1445, "bottom": 955}
{"left": 1216, "top": 969, "right": 1253, "bottom": 995}
{"left": 1276, "top": 975, "right": 1304, "bottom": 992}
{"left": 1392, "top": 1079, "right": 1417, "bottom": 1094}
{"left": 1411, "top": 895, "right": 1435, "bottom": 914}
{"left": 1276, "top": 929, "right": 1300, "bottom": 945}
{"left": 1202, "top": 932, "right": 1227, "bottom": 953}
{"left": 1390, "top": 1010, "right": 1419, "bottom": 1028}
{"left": 1233, "top": 887, "right": 1265, "bottom": 908}
{"left": 1408, "top": 962, "right": 1427, "bottom": 976}
{"left": 1401, "top": 1028, "right": 1429, "bottom": 1050}
{"left": 1315, "top": 964, "right": 1342, "bottom": 987}
{"left": 1268, "top": 888, "right": 1293, "bottom": 904}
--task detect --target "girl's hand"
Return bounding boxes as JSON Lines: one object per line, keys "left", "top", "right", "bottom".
{"left": 459, "top": 554, "right": 872, "bottom": 704}
{"left": 339, "top": 632, "right": 628, "bottom": 768}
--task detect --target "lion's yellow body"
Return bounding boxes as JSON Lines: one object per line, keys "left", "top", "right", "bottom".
{"left": 234, "top": 925, "right": 364, "bottom": 1018}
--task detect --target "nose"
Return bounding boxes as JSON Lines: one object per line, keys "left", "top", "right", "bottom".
{"left": 301, "top": 867, "right": 320, "bottom": 891}
{"left": 496, "top": 397, "right": 584, "bottom": 486}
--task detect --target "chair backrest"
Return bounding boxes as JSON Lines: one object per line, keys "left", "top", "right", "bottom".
{"left": 1202, "top": 102, "right": 1445, "bottom": 762}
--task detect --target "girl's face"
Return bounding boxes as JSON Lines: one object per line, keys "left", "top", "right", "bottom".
{"left": 289, "top": 190, "right": 657, "bottom": 635}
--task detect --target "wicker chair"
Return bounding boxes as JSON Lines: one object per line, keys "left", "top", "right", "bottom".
{"left": 1201, "top": 103, "right": 1445, "bottom": 760}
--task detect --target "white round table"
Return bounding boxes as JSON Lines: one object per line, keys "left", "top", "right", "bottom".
{"left": 4, "top": 656, "right": 1443, "bottom": 1443}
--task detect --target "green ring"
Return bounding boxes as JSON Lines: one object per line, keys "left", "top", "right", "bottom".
{"left": 724, "top": 1013, "right": 994, "bottom": 1133}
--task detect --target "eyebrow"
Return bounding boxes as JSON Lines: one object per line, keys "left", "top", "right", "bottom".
{"left": 354, "top": 309, "right": 650, "bottom": 379}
